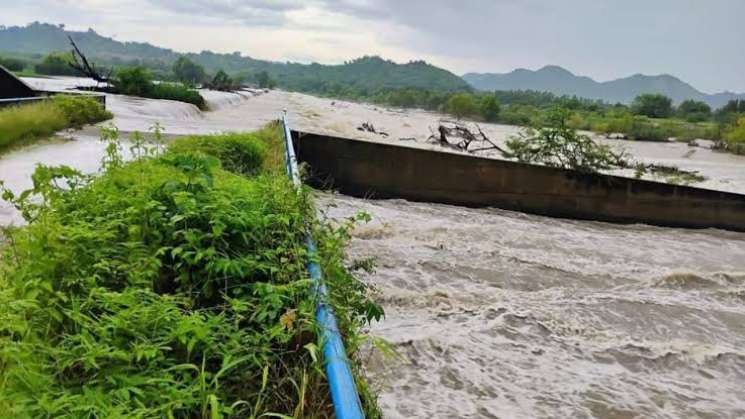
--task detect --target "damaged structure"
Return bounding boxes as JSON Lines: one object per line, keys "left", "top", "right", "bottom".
{"left": 292, "top": 130, "right": 745, "bottom": 232}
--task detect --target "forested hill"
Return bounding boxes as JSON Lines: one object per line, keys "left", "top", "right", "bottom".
{"left": 463, "top": 65, "right": 745, "bottom": 109}
{"left": 0, "top": 22, "right": 470, "bottom": 93}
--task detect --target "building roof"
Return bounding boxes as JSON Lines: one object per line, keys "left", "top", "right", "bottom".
{"left": 0, "top": 65, "right": 36, "bottom": 99}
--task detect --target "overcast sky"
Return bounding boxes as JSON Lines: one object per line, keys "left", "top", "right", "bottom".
{"left": 5, "top": 0, "right": 745, "bottom": 93}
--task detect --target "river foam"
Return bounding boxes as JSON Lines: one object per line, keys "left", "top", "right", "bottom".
{"left": 321, "top": 193, "right": 745, "bottom": 419}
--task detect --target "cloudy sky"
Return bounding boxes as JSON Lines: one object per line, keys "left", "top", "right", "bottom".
{"left": 5, "top": 0, "right": 745, "bottom": 93}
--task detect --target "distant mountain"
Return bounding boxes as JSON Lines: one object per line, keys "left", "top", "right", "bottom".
{"left": 0, "top": 22, "right": 470, "bottom": 93}
{"left": 463, "top": 65, "right": 745, "bottom": 109}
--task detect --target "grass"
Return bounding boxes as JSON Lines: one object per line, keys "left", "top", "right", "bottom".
{"left": 0, "top": 124, "right": 383, "bottom": 418}
{"left": 0, "top": 95, "right": 112, "bottom": 153}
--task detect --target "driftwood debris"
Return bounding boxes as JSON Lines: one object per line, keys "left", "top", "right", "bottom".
{"left": 357, "top": 122, "right": 389, "bottom": 138}
{"left": 68, "top": 36, "right": 111, "bottom": 83}
{"left": 427, "top": 123, "right": 507, "bottom": 156}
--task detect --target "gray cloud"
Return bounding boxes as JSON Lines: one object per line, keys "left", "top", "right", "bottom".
{"left": 4, "top": 0, "right": 745, "bottom": 92}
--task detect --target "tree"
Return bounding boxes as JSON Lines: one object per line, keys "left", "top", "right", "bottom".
{"left": 255, "top": 71, "right": 276, "bottom": 89}
{"left": 631, "top": 94, "right": 673, "bottom": 118}
{"left": 172, "top": 56, "right": 205, "bottom": 86}
{"left": 479, "top": 95, "right": 501, "bottom": 122}
{"left": 35, "top": 52, "right": 80, "bottom": 76}
{"left": 445, "top": 93, "right": 479, "bottom": 119}
{"left": 114, "top": 67, "right": 153, "bottom": 96}
{"left": 505, "top": 108, "right": 626, "bottom": 172}
{"left": 206, "top": 69, "right": 236, "bottom": 91}
{"left": 0, "top": 56, "right": 26, "bottom": 72}
{"left": 676, "top": 100, "right": 711, "bottom": 122}
{"left": 720, "top": 99, "right": 745, "bottom": 114}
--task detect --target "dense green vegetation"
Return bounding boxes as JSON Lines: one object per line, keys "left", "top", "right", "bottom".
{"left": 350, "top": 87, "right": 743, "bottom": 147}
{"left": 0, "top": 124, "right": 383, "bottom": 418}
{"left": 172, "top": 56, "right": 206, "bottom": 86}
{"left": 4, "top": 22, "right": 744, "bottom": 154}
{"left": 0, "top": 95, "right": 112, "bottom": 152}
{"left": 676, "top": 99, "right": 712, "bottom": 122}
{"left": 1, "top": 23, "right": 469, "bottom": 93}
{"left": 723, "top": 117, "right": 745, "bottom": 154}
{"left": 0, "top": 56, "right": 27, "bottom": 72}
{"left": 114, "top": 67, "right": 206, "bottom": 109}
{"left": 631, "top": 94, "right": 673, "bottom": 118}
{"left": 34, "top": 52, "right": 81, "bottom": 76}
{"left": 505, "top": 108, "right": 706, "bottom": 184}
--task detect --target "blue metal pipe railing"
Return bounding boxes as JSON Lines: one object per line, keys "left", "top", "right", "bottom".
{"left": 281, "top": 112, "right": 365, "bottom": 419}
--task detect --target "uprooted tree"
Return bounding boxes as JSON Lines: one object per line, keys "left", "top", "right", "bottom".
{"left": 427, "top": 123, "right": 506, "bottom": 154}
{"left": 67, "top": 36, "right": 111, "bottom": 83}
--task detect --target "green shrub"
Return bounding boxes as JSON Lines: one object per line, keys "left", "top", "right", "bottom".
{"left": 172, "top": 56, "right": 206, "bottom": 86}
{"left": 114, "top": 66, "right": 206, "bottom": 109}
{"left": 167, "top": 132, "right": 268, "bottom": 176}
{"left": 627, "top": 119, "right": 670, "bottom": 142}
{"left": 445, "top": 93, "right": 479, "bottom": 119}
{"left": 0, "top": 126, "right": 383, "bottom": 418}
{"left": 0, "top": 56, "right": 27, "bottom": 72}
{"left": 34, "top": 52, "right": 80, "bottom": 76}
{"left": 631, "top": 93, "right": 673, "bottom": 118}
{"left": 51, "top": 95, "right": 113, "bottom": 128}
{"left": 479, "top": 95, "right": 501, "bottom": 122}
{"left": 677, "top": 99, "right": 711, "bottom": 122}
{"left": 724, "top": 117, "right": 745, "bottom": 154}
{"left": 150, "top": 82, "right": 206, "bottom": 109}
{"left": 114, "top": 66, "right": 153, "bottom": 96}
{"left": 0, "top": 95, "right": 111, "bottom": 152}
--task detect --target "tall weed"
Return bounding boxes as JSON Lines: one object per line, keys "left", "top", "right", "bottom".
{"left": 0, "top": 124, "right": 382, "bottom": 418}
{"left": 0, "top": 95, "right": 112, "bottom": 153}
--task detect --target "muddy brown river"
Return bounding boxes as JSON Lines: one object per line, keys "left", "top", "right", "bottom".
{"left": 4, "top": 77, "right": 745, "bottom": 418}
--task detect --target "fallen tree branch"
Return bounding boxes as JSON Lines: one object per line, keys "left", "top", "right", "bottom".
{"left": 357, "top": 122, "right": 389, "bottom": 137}
{"left": 68, "top": 36, "right": 111, "bottom": 83}
{"left": 427, "top": 123, "right": 507, "bottom": 156}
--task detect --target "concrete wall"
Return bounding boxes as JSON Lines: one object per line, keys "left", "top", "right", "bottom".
{"left": 292, "top": 131, "right": 745, "bottom": 232}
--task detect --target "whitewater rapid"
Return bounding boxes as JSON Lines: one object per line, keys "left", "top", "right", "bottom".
{"left": 4, "top": 76, "right": 745, "bottom": 418}
{"left": 322, "top": 194, "right": 745, "bottom": 418}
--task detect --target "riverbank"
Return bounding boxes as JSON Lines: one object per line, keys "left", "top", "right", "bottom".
{"left": 0, "top": 124, "right": 382, "bottom": 418}
{"left": 0, "top": 95, "right": 111, "bottom": 154}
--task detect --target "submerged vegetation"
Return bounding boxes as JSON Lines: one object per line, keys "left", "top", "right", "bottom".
{"left": 0, "top": 123, "right": 383, "bottom": 418}
{"left": 114, "top": 66, "right": 207, "bottom": 109}
{"left": 0, "top": 95, "right": 112, "bottom": 153}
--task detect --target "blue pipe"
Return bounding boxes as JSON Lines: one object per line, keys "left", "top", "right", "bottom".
{"left": 281, "top": 112, "right": 365, "bottom": 419}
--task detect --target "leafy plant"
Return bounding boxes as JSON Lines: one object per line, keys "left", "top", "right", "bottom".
{"left": 0, "top": 124, "right": 383, "bottom": 418}
{"left": 631, "top": 93, "right": 673, "bottom": 118}
{"left": 506, "top": 107, "right": 706, "bottom": 185}
{"left": 114, "top": 66, "right": 206, "bottom": 109}
{"left": 173, "top": 56, "right": 206, "bottom": 86}
{"left": 506, "top": 108, "right": 628, "bottom": 172}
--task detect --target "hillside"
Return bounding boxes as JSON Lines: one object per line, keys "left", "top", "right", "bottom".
{"left": 464, "top": 65, "right": 745, "bottom": 109}
{"left": 0, "top": 22, "right": 470, "bottom": 93}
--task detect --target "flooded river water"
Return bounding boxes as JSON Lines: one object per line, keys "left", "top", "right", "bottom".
{"left": 4, "top": 77, "right": 745, "bottom": 418}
